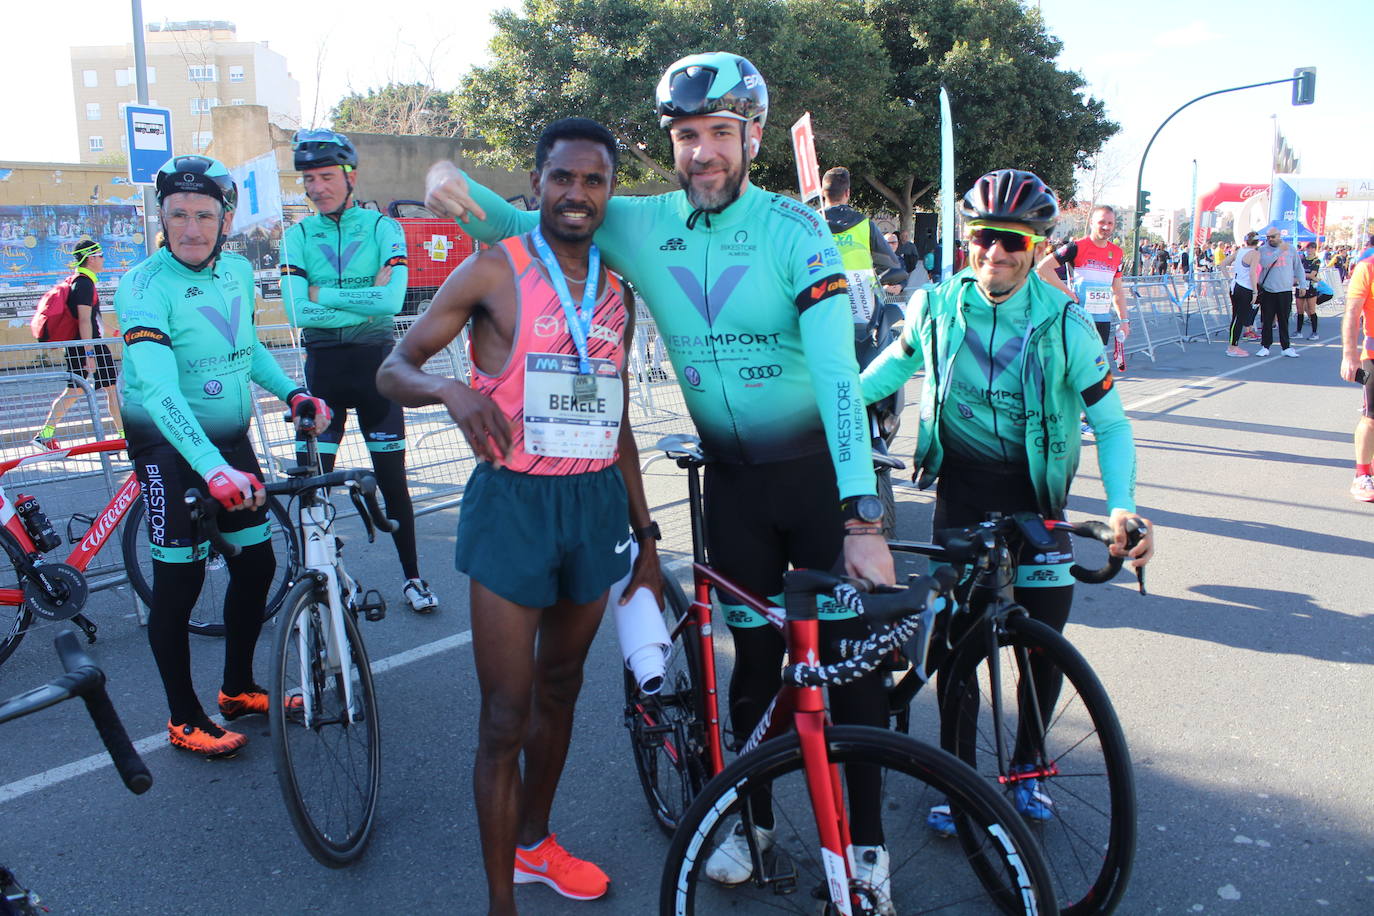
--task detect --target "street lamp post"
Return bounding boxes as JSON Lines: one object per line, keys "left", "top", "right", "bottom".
{"left": 1130, "top": 69, "right": 1316, "bottom": 275}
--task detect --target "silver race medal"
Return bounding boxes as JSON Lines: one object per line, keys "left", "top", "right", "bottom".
{"left": 572, "top": 372, "right": 598, "bottom": 404}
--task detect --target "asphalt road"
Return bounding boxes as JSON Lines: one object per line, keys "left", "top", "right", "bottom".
{"left": 1, "top": 316, "right": 1371, "bottom": 915}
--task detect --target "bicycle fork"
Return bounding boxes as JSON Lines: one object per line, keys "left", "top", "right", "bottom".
{"left": 297, "top": 506, "right": 359, "bottom": 727}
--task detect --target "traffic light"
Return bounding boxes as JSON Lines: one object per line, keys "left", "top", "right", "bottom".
{"left": 1292, "top": 67, "right": 1316, "bottom": 105}
{"left": 1137, "top": 189, "right": 1151, "bottom": 215}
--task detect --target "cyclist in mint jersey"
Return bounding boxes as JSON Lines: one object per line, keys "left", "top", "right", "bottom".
{"left": 279, "top": 130, "right": 437, "bottom": 613}
{"left": 860, "top": 170, "right": 1154, "bottom": 834}
{"left": 117, "top": 156, "right": 331, "bottom": 757}
{"left": 427, "top": 51, "right": 897, "bottom": 888}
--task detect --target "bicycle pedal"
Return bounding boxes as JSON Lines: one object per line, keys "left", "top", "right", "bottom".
{"left": 761, "top": 849, "right": 796, "bottom": 895}
{"left": 360, "top": 589, "right": 387, "bottom": 622}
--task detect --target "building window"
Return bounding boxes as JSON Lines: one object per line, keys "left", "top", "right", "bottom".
{"left": 191, "top": 98, "right": 218, "bottom": 114}
{"left": 89, "top": 136, "right": 104, "bottom": 153}
{"left": 86, "top": 102, "right": 101, "bottom": 121}
{"left": 192, "top": 131, "right": 213, "bottom": 151}
{"left": 229, "top": 65, "right": 245, "bottom": 82}
{"left": 230, "top": 98, "right": 246, "bottom": 106}
{"left": 116, "top": 68, "right": 130, "bottom": 87}
{"left": 82, "top": 69, "right": 98, "bottom": 88}
{"left": 147, "top": 66, "right": 156, "bottom": 84}
{"left": 188, "top": 64, "right": 218, "bottom": 82}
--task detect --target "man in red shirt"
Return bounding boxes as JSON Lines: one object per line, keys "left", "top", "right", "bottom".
{"left": 1035, "top": 205, "right": 1130, "bottom": 347}
{"left": 1339, "top": 238, "right": 1374, "bottom": 502}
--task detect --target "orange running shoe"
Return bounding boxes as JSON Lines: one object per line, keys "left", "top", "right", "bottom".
{"left": 513, "top": 834, "right": 609, "bottom": 900}
{"left": 167, "top": 717, "right": 247, "bottom": 758}
{"left": 218, "top": 685, "right": 303, "bottom": 721}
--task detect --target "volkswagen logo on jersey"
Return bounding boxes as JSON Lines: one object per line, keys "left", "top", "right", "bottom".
{"left": 684, "top": 366, "right": 702, "bottom": 386}
{"left": 738, "top": 364, "right": 782, "bottom": 380}
{"left": 203, "top": 379, "right": 223, "bottom": 396}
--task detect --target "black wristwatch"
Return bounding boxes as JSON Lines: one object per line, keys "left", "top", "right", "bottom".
{"left": 840, "top": 495, "right": 884, "bottom": 525}
{"left": 633, "top": 521, "right": 662, "bottom": 542}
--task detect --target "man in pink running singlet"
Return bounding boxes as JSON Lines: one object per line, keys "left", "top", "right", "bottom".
{"left": 378, "top": 118, "right": 659, "bottom": 914}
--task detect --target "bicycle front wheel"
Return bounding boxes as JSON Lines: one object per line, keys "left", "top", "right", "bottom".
{"left": 622, "top": 565, "right": 708, "bottom": 834}
{"left": 122, "top": 495, "right": 298, "bottom": 637}
{"left": 661, "top": 724, "right": 1057, "bottom": 915}
{"left": 270, "top": 578, "right": 381, "bottom": 867}
{"left": 0, "top": 546, "right": 33, "bottom": 668}
{"left": 942, "top": 614, "right": 1135, "bottom": 916}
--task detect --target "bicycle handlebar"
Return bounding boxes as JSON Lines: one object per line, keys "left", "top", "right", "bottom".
{"left": 0, "top": 629, "right": 152, "bottom": 795}
{"left": 780, "top": 569, "right": 956, "bottom": 689}
{"left": 186, "top": 471, "right": 397, "bottom": 558}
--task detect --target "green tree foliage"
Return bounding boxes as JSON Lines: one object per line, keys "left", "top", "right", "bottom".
{"left": 857, "top": 0, "right": 1117, "bottom": 231}
{"left": 458, "top": 0, "right": 887, "bottom": 188}
{"left": 329, "top": 83, "right": 463, "bottom": 137}
{"left": 459, "top": 0, "right": 1117, "bottom": 231}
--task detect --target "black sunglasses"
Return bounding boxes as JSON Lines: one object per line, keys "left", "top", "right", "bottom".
{"left": 967, "top": 226, "right": 1044, "bottom": 253}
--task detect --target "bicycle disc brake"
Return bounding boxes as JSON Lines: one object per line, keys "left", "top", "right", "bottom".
{"left": 23, "top": 563, "right": 89, "bottom": 620}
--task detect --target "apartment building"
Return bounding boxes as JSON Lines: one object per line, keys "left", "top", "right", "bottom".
{"left": 70, "top": 20, "right": 301, "bottom": 164}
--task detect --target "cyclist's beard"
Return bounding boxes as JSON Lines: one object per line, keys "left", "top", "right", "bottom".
{"left": 678, "top": 159, "right": 746, "bottom": 212}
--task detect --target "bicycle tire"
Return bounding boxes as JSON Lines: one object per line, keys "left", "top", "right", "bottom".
{"left": 623, "top": 564, "right": 709, "bottom": 835}
{"left": 941, "top": 614, "right": 1135, "bottom": 916}
{"left": 0, "top": 545, "right": 34, "bottom": 668}
{"left": 876, "top": 465, "right": 897, "bottom": 539}
{"left": 122, "top": 495, "right": 298, "bottom": 637}
{"left": 660, "top": 724, "right": 1057, "bottom": 915}
{"left": 269, "top": 578, "right": 381, "bottom": 867}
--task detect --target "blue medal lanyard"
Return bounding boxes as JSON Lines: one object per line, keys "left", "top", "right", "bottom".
{"left": 531, "top": 227, "right": 600, "bottom": 375}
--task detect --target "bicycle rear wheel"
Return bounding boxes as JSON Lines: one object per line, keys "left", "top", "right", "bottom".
{"left": 622, "top": 565, "right": 709, "bottom": 834}
{"left": 0, "top": 547, "right": 33, "bottom": 668}
{"left": 269, "top": 578, "right": 381, "bottom": 867}
{"left": 122, "top": 495, "right": 298, "bottom": 637}
{"left": 661, "top": 724, "right": 1057, "bottom": 915}
{"left": 942, "top": 613, "right": 1135, "bottom": 916}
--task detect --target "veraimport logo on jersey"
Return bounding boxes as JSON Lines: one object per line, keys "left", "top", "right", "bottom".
{"left": 660, "top": 238, "right": 687, "bottom": 251}
{"left": 738, "top": 364, "right": 781, "bottom": 380}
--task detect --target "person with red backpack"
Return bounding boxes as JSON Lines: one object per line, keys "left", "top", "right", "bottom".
{"left": 31, "top": 239, "right": 122, "bottom": 448}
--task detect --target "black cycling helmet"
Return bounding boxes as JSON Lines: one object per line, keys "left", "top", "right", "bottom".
{"left": 293, "top": 128, "right": 358, "bottom": 171}
{"left": 655, "top": 52, "right": 769, "bottom": 129}
{"left": 155, "top": 155, "right": 238, "bottom": 213}
{"left": 960, "top": 169, "right": 1058, "bottom": 236}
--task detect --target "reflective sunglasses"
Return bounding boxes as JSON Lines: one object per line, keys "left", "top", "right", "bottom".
{"left": 967, "top": 225, "right": 1045, "bottom": 252}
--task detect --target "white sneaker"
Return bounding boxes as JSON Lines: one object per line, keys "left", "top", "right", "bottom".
{"left": 1307, "top": 331, "right": 1320, "bottom": 340}
{"left": 849, "top": 844, "right": 894, "bottom": 915}
{"left": 704, "top": 822, "right": 774, "bottom": 885}
{"left": 1253, "top": 347, "right": 1270, "bottom": 357}
{"left": 1281, "top": 347, "right": 1300, "bottom": 358}
{"left": 1351, "top": 475, "right": 1374, "bottom": 503}
{"left": 403, "top": 578, "right": 438, "bottom": 613}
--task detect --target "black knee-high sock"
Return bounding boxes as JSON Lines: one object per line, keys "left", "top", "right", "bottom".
{"left": 148, "top": 558, "right": 208, "bottom": 724}
{"left": 371, "top": 449, "right": 419, "bottom": 579}
{"left": 221, "top": 540, "right": 276, "bottom": 695}
{"left": 1295, "top": 313, "right": 1305, "bottom": 332}
{"left": 1310, "top": 315, "right": 1318, "bottom": 333}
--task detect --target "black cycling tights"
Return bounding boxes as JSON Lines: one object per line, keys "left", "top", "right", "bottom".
{"left": 147, "top": 541, "right": 275, "bottom": 725}
{"left": 316, "top": 448, "right": 419, "bottom": 580}
{"left": 727, "top": 616, "right": 889, "bottom": 846}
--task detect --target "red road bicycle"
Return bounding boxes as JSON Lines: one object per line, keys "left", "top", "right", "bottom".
{"left": 0, "top": 439, "right": 295, "bottom": 668}
{"left": 630, "top": 436, "right": 1057, "bottom": 915}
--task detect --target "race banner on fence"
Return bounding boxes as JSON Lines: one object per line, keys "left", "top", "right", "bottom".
{"left": 225, "top": 153, "right": 286, "bottom": 300}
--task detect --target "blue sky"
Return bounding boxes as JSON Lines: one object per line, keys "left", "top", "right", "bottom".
{"left": 6, "top": 1, "right": 1369, "bottom": 219}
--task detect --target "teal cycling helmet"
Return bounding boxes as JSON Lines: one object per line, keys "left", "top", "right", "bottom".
{"left": 655, "top": 52, "right": 769, "bottom": 129}
{"left": 292, "top": 128, "right": 358, "bottom": 171}
{"left": 155, "top": 155, "right": 238, "bottom": 212}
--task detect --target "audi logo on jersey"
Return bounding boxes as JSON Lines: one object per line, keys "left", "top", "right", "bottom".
{"left": 738, "top": 364, "right": 782, "bottom": 380}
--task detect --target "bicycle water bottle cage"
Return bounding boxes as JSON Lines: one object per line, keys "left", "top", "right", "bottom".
{"left": 1013, "top": 511, "right": 1056, "bottom": 551}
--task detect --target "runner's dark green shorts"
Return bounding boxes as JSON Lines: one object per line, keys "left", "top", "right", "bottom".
{"left": 455, "top": 462, "right": 630, "bottom": 608}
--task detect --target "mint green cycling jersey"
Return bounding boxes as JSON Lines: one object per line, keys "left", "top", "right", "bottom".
{"left": 461, "top": 178, "right": 875, "bottom": 499}
{"left": 278, "top": 205, "right": 408, "bottom": 348}
{"left": 115, "top": 248, "right": 299, "bottom": 477}
{"left": 862, "top": 272, "right": 1137, "bottom": 515}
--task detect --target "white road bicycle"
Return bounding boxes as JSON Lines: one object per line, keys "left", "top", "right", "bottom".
{"left": 188, "top": 423, "right": 395, "bottom": 867}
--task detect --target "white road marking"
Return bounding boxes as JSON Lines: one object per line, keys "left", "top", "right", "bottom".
{"left": 0, "top": 630, "right": 475, "bottom": 805}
